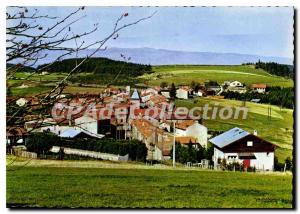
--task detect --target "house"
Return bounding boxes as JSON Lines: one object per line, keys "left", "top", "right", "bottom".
{"left": 141, "top": 88, "right": 158, "bottom": 96}
{"left": 209, "top": 127, "right": 276, "bottom": 171}
{"left": 223, "top": 80, "right": 243, "bottom": 87}
{"left": 74, "top": 115, "right": 111, "bottom": 136}
{"left": 223, "top": 81, "right": 247, "bottom": 93}
{"left": 16, "top": 98, "right": 28, "bottom": 107}
{"left": 160, "top": 89, "right": 170, "bottom": 99}
{"left": 6, "top": 127, "right": 29, "bottom": 146}
{"left": 194, "top": 89, "right": 205, "bottom": 97}
{"left": 59, "top": 127, "right": 104, "bottom": 139}
{"left": 175, "top": 136, "right": 199, "bottom": 149}
{"left": 75, "top": 115, "right": 98, "bottom": 135}
{"left": 251, "top": 84, "right": 267, "bottom": 93}
{"left": 131, "top": 119, "right": 169, "bottom": 161}
{"left": 167, "top": 120, "right": 208, "bottom": 147}
{"left": 146, "top": 94, "right": 167, "bottom": 107}
{"left": 206, "top": 85, "right": 222, "bottom": 96}
{"left": 176, "top": 87, "right": 191, "bottom": 99}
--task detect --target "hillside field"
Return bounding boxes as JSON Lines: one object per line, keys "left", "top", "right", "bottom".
{"left": 139, "top": 65, "right": 294, "bottom": 87}
{"left": 7, "top": 64, "right": 294, "bottom": 96}
{"left": 175, "top": 97, "right": 293, "bottom": 163}
{"left": 6, "top": 161, "right": 293, "bottom": 208}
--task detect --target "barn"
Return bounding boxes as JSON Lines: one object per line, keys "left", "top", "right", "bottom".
{"left": 209, "top": 127, "right": 276, "bottom": 171}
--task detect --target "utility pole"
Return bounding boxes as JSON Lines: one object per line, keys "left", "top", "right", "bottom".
{"left": 173, "top": 121, "right": 176, "bottom": 168}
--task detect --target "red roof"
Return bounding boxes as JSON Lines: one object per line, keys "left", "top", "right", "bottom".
{"left": 251, "top": 84, "right": 267, "bottom": 89}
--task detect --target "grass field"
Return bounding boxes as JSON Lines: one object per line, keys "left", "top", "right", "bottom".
{"left": 175, "top": 97, "right": 293, "bottom": 163}
{"left": 139, "top": 65, "right": 294, "bottom": 87}
{"left": 7, "top": 65, "right": 294, "bottom": 97}
{"left": 6, "top": 161, "right": 293, "bottom": 208}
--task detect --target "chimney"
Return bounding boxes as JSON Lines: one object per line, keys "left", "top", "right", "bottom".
{"left": 253, "top": 130, "right": 257, "bottom": 136}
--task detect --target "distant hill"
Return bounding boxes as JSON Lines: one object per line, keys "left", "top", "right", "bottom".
{"left": 98, "top": 47, "right": 293, "bottom": 66}
{"left": 38, "top": 57, "right": 152, "bottom": 86}
{"left": 6, "top": 63, "right": 36, "bottom": 73}
{"left": 38, "top": 57, "right": 151, "bottom": 75}
{"left": 9, "top": 47, "right": 293, "bottom": 66}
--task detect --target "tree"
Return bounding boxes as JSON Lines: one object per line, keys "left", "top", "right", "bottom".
{"left": 160, "top": 81, "right": 168, "bottom": 89}
{"left": 6, "top": 6, "right": 155, "bottom": 128}
{"left": 285, "top": 157, "right": 292, "bottom": 171}
{"left": 26, "top": 132, "right": 59, "bottom": 155}
{"left": 170, "top": 83, "right": 176, "bottom": 99}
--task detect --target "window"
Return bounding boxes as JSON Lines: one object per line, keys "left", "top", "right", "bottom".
{"left": 247, "top": 141, "right": 253, "bottom": 147}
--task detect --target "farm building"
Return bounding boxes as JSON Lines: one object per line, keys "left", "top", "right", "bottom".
{"left": 209, "top": 127, "right": 276, "bottom": 171}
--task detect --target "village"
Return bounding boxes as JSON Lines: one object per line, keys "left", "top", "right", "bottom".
{"left": 7, "top": 80, "right": 276, "bottom": 171}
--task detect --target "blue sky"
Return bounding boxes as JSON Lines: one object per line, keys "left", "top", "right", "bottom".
{"left": 16, "top": 7, "right": 294, "bottom": 58}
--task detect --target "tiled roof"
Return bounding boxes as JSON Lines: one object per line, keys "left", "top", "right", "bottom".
{"left": 251, "top": 84, "right": 267, "bottom": 89}
{"left": 175, "top": 120, "right": 195, "bottom": 130}
{"left": 175, "top": 136, "right": 197, "bottom": 144}
{"left": 7, "top": 127, "right": 29, "bottom": 137}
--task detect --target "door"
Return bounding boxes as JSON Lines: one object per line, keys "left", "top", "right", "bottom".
{"left": 243, "top": 159, "right": 250, "bottom": 169}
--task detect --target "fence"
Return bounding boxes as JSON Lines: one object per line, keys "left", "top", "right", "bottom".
{"left": 13, "top": 149, "right": 37, "bottom": 159}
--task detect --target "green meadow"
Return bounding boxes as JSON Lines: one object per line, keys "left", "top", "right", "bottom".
{"left": 139, "top": 65, "right": 294, "bottom": 87}
{"left": 6, "top": 165, "right": 293, "bottom": 208}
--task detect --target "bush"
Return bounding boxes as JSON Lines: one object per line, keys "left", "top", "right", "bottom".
{"left": 170, "top": 142, "right": 213, "bottom": 164}
{"left": 26, "top": 133, "right": 148, "bottom": 162}
{"left": 227, "top": 162, "right": 243, "bottom": 171}
{"left": 56, "top": 137, "right": 147, "bottom": 162}
{"left": 285, "top": 157, "right": 293, "bottom": 171}
{"left": 274, "top": 156, "right": 285, "bottom": 171}
{"left": 26, "top": 132, "right": 59, "bottom": 155}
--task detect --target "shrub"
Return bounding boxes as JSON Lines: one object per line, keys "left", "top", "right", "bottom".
{"left": 285, "top": 157, "right": 293, "bottom": 171}
{"left": 26, "top": 132, "right": 59, "bottom": 155}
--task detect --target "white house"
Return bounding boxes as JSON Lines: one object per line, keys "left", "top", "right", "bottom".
{"left": 194, "top": 89, "right": 204, "bottom": 97}
{"left": 173, "top": 120, "right": 208, "bottom": 147}
{"left": 209, "top": 127, "right": 276, "bottom": 171}
{"left": 16, "top": 98, "right": 28, "bottom": 107}
{"left": 176, "top": 88, "right": 189, "bottom": 99}
{"left": 186, "top": 121, "right": 208, "bottom": 147}
{"left": 223, "top": 80, "right": 243, "bottom": 87}
{"left": 160, "top": 90, "right": 170, "bottom": 99}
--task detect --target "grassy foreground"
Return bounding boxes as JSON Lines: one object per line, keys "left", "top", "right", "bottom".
{"left": 7, "top": 163, "right": 292, "bottom": 208}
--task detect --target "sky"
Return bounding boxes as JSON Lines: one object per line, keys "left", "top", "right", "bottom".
{"left": 10, "top": 6, "right": 294, "bottom": 58}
